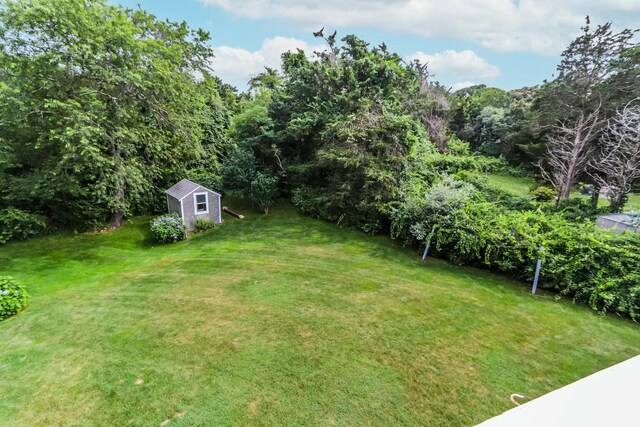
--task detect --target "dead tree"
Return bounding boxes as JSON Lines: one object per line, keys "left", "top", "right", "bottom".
{"left": 538, "top": 20, "right": 636, "bottom": 200}
{"left": 589, "top": 100, "right": 640, "bottom": 212}
{"left": 540, "top": 105, "right": 603, "bottom": 200}
{"left": 411, "top": 60, "right": 451, "bottom": 152}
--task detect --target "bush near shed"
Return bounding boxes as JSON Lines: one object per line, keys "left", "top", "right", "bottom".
{"left": 150, "top": 214, "right": 186, "bottom": 243}
{"left": 0, "top": 276, "right": 30, "bottom": 321}
{"left": 194, "top": 218, "right": 216, "bottom": 232}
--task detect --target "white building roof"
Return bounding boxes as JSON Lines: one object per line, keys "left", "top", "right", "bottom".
{"left": 477, "top": 355, "right": 640, "bottom": 427}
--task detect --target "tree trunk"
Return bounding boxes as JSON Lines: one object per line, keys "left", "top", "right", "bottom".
{"left": 590, "top": 185, "right": 600, "bottom": 209}
{"left": 558, "top": 119, "right": 584, "bottom": 200}
{"left": 108, "top": 143, "right": 126, "bottom": 230}
{"left": 108, "top": 188, "right": 125, "bottom": 229}
{"left": 609, "top": 191, "right": 627, "bottom": 213}
{"left": 558, "top": 167, "right": 576, "bottom": 199}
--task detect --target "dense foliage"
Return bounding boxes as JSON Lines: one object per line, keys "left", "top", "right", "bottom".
{"left": 150, "top": 214, "right": 186, "bottom": 243}
{"left": 0, "top": 276, "right": 29, "bottom": 320}
{"left": 251, "top": 35, "right": 435, "bottom": 233}
{"left": 391, "top": 178, "right": 640, "bottom": 320}
{"left": 217, "top": 26, "right": 640, "bottom": 318}
{"left": 0, "top": 208, "right": 46, "bottom": 243}
{"left": 0, "top": 0, "right": 230, "bottom": 231}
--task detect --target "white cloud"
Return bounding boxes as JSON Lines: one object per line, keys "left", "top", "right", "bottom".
{"left": 450, "top": 81, "right": 477, "bottom": 92}
{"left": 409, "top": 50, "right": 500, "bottom": 81}
{"left": 211, "top": 36, "right": 323, "bottom": 88}
{"left": 200, "top": 0, "right": 640, "bottom": 55}
{"left": 214, "top": 38, "right": 499, "bottom": 91}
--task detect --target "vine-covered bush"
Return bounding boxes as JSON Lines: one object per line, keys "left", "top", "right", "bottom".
{"left": 542, "top": 197, "right": 603, "bottom": 221}
{"left": 392, "top": 189, "right": 640, "bottom": 320}
{"left": 150, "top": 214, "right": 186, "bottom": 243}
{"left": 0, "top": 276, "right": 30, "bottom": 321}
{"left": 194, "top": 218, "right": 216, "bottom": 232}
{"left": 0, "top": 208, "right": 47, "bottom": 243}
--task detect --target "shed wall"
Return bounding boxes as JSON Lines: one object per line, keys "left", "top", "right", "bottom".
{"left": 167, "top": 195, "right": 182, "bottom": 217}
{"left": 596, "top": 217, "right": 639, "bottom": 234}
{"left": 181, "top": 186, "right": 222, "bottom": 231}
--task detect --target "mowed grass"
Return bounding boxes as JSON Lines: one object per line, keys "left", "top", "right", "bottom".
{"left": 626, "top": 193, "right": 640, "bottom": 210}
{"left": 487, "top": 173, "right": 640, "bottom": 210}
{"left": 486, "top": 174, "right": 534, "bottom": 196}
{"left": 1, "top": 203, "right": 639, "bottom": 426}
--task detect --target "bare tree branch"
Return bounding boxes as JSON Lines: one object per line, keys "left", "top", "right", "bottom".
{"left": 589, "top": 99, "right": 640, "bottom": 211}
{"left": 540, "top": 105, "right": 604, "bottom": 199}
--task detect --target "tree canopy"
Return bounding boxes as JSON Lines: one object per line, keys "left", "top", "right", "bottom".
{"left": 0, "top": 0, "right": 225, "bottom": 228}
{"left": 253, "top": 34, "right": 437, "bottom": 233}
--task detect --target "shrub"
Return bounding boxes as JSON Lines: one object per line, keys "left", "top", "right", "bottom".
{"left": 0, "top": 208, "right": 47, "bottom": 243}
{"left": 392, "top": 190, "right": 640, "bottom": 320}
{"left": 446, "top": 207, "right": 640, "bottom": 319}
{"left": 194, "top": 218, "right": 216, "bottom": 232}
{"left": 150, "top": 214, "right": 186, "bottom": 243}
{"left": 544, "top": 197, "right": 601, "bottom": 221}
{"left": 447, "top": 137, "right": 471, "bottom": 156}
{"left": 530, "top": 185, "right": 556, "bottom": 202}
{"left": 0, "top": 276, "right": 30, "bottom": 321}
{"left": 250, "top": 172, "right": 279, "bottom": 214}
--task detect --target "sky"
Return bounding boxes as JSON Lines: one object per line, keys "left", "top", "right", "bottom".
{"left": 112, "top": 0, "right": 640, "bottom": 92}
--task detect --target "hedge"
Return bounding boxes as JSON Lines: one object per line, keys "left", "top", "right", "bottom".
{"left": 393, "top": 200, "right": 640, "bottom": 320}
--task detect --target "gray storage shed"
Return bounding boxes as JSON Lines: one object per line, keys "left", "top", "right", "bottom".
{"left": 596, "top": 213, "right": 639, "bottom": 234}
{"left": 166, "top": 179, "right": 222, "bottom": 231}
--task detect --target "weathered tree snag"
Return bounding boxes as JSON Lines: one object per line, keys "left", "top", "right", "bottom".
{"left": 541, "top": 108, "right": 602, "bottom": 200}
{"left": 589, "top": 100, "right": 640, "bottom": 213}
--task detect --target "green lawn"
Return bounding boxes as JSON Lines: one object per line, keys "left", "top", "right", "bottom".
{"left": 626, "top": 193, "right": 640, "bottom": 211}
{"left": 1, "top": 204, "right": 639, "bottom": 426}
{"left": 487, "top": 173, "right": 640, "bottom": 211}
{"left": 486, "top": 174, "right": 534, "bottom": 196}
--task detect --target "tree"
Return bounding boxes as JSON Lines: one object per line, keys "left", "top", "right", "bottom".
{"left": 590, "top": 100, "right": 640, "bottom": 212}
{"left": 248, "top": 67, "right": 283, "bottom": 93}
{"left": 187, "top": 76, "right": 234, "bottom": 194}
{"left": 538, "top": 19, "right": 637, "bottom": 200}
{"left": 266, "top": 32, "right": 433, "bottom": 233}
{"left": 410, "top": 62, "right": 451, "bottom": 153}
{"left": 449, "top": 85, "right": 527, "bottom": 160}
{"left": 221, "top": 147, "right": 257, "bottom": 199}
{"left": 220, "top": 147, "right": 279, "bottom": 214}
{"left": 0, "top": 0, "right": 214, "bottom": 229}
{"left": 250, "top": 172, "right": 279, "bottom": 214}
{"left": 477, "top": 106, "right": 510, "bottom": 156}
{"left": 541, "top": 107, "right": 601, "bottom": 200}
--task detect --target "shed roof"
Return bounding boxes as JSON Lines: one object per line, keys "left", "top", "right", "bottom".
{"left": 598, "top": 213, "right": 633, "bottom": 222}
{"left": 165, "top": 179, "right": 221, "bottom": 200}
